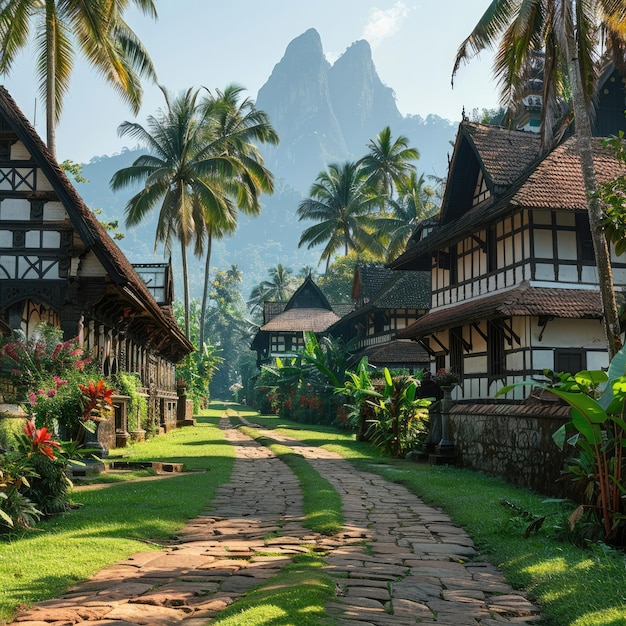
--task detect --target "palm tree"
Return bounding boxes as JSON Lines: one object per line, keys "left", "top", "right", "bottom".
{"left": 196, "top": 85, "right": 278, "bottom": 349}
{"left": 110, "top": 86, "right": 240, "bottom": 337}
{"left": 248, "top": 264, "right": 296, "bottom": 318}
{"left": 0, "top": 0, "right": 157, "bottom": 157}
{"left": 453, "top": 0, "right": 626, "bottom": 359}
{"left": 376, "top": 172, "right": 440, "bottom": 261}
{"left": 359, "top": 126, "right": 419, "bottom": 201}
{"left": 297, "top": 161, "right": 383, "bottom": 269}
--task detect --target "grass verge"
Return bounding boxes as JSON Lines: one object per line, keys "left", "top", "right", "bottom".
{"left": 232, "top": 414, "right": 343, "bottom": 536}
{"left": 210, "top": 552, "right": 337, "bottom": 626}
{"left": 0, "top": 408, "right": 234, "bottom": 625}
{"left": 244, "top": 410, "right": 626, "bottom": 626}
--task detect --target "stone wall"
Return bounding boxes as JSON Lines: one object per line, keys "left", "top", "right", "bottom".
{"left": 448, "top": 402, "right": 573, "bottom": 497}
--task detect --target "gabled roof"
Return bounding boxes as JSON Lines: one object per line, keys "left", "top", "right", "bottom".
{"left": 0, "top": 86, "right": 193, "bottom": 357}
{"left": 463, "top": 122, "right": 542, "bottom": 188}
{"left": 258, "top": 276, "right": 340, "bottom": 333}
{"left": 369, "top": 271, "right": 430, "bottom": 309}
{"left": 352, "top": 263, "right": 394, "bottom": 301}
{"left": 511, "top": 136, "right": 625, "bottom": 210}
{"left": 285, "top": 275, "right": 332, "bottom": 311}
{"left": 390, "top": 131, "right": 626, "bottom": 271}
{"left": 327, "top": 270, "right": 429, "bottom": 334}
{"left": 397, "top": 283, "right": 605, "bottom": 339}
{"left": 260, "top": 308, "right": 340, "bottom": 333}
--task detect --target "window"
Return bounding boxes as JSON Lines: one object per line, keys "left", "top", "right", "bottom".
{"left": 555, "top": 349, "right": 586, "bottom": 375}
{"left": 449, "top": 326, "right": 464, "bottom": 379}
{"left": 487, "top": 227, "right": 497, "bottom": 273}
{"left": 449, "top": 244, "right": 458, "bottom": 285}
{"left": 487, "top": 320, "right": 505, "bottom": 378}
{"left": 575, "top": 213, "right": 594, "bottom": 262}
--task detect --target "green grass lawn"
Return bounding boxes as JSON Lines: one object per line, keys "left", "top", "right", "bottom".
{"left": 245, "top": 410, "right": 626, "bottom": 626}
{"left": 4, "top": 402, "right": 626, "bottom": 626}
{"left": 0, "top": 407, "right": 234, "bottom": 624}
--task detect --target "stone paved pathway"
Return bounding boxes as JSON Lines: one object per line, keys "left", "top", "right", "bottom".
{"left": 10, "top": 413, "right": 541, "bottom": 625}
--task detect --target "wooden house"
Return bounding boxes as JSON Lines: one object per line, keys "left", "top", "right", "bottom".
{"left": 327, "top": 262, "right": 430, "bottom": 371}
{"left": 251, "top": 275, "right": 352, "bottom": 365}
{"left": 390, "top": 70, "right": 626, "bottom": 401}
{"left": 0, "top": 87, "right": 193, "bottom": 447}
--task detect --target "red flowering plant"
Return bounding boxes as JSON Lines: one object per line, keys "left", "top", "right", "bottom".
{"left": 0, "top": 323, "right": 115, "bottom": 442}
{"left": 0, "top": 420, "right": 70, "bottom": 529}
{"left": 20, "top": 420, "right": 63, "bottom": 461}
{"left": 434, "top": 368, "right": 460, "bottom": 388}
{"left": 0, "top": 324, "right": 89, "bottom": 400}
{"left": 79, "top": 379, "right": 115, "bottom": 433}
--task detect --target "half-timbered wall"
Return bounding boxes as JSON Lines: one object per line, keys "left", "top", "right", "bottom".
{"left": 432, "top": 211, "right": 528, "bottom": 307}
{"left": 432, "top": 208, "right": 626, "bottom": 311}
{"left": 359, "top": 309, "right": 424, "bottom": 350}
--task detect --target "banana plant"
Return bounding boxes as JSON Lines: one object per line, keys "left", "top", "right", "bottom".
{"left": 496, "top": 346, "right": 626, "bottom": 540}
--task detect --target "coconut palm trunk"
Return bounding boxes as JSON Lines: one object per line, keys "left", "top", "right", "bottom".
{"left": 564, "top": 28, "right": 622, "bottom": 358}
{"left": 453, "top": 0, "right": 626, "bottom": 359}
{"left": 44, "top": 2, "right": 57, "bottom": 156}
{"left": 199, "top": 230, "right": 213, "bottom": 350}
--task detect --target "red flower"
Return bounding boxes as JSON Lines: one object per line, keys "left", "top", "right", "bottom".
{"left": 79, "top": 379, "right": 115, "bottom": 421}
{"left": 23, "top": 420, "right": 62, "bottom": 460}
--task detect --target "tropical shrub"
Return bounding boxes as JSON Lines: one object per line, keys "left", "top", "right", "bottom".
{"left": 0, "top": 324, "right": 116, "bottom": 443}
{"left": 497, "top": 346, "right": 626, "bottom": 545}
{"left": 0, "top": 420, "right": 68, "bottom": 529}
{"left": 346, "top": 368, "right": 430, "bottom": 457}
{"left": 114, "top": 371, "right": 148, "bottom": 431}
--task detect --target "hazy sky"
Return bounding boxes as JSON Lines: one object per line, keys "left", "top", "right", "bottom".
{"left": 1, "top": 0, "right": 498, "bottom": 164}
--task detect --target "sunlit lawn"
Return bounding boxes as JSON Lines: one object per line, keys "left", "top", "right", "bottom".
{"left": 0, "top": 407, "right": 234, "bottom": 624}
{"left": 4, "top": 402, "right": 626, "bottom": 626}
{"left": 244, "top": 409, "right": 626, "bottom": 626}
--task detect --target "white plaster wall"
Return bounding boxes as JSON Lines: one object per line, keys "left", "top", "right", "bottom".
{"left": 464, "top": 354, "right": 485, "bottom": 375}
{"left": 534, "top": 230, "right": 552, "bottom": 257}
{"left": 41, "top": 231, "right": 60, "bottom": 247}
{"left": 0, "top": 255, "right": 15, "bottom": 277}
{"left": 557, "top": 231, "right": 576, "bottom": 259}
{"left": 535, "top": 263, "right": 556, "bottom": 280}
{"left": 79, "top": 251, "right": 106, "bottom": 277}
{"left": 532, "top": 349, "right": 555, "bottom": 371}
{"left": 37, "top": 170, "right": 53, "bottom": 191}
{"left": 43, "top": 202, "right": 67, "bottom": 221}
{"left": 0, "top": 198, "right": 29, "bottom": 219}
{"left": 532, "top": 318, "right": 605, "bottom": 348}
{"left": 11, "top": 141, "right": 30, "bottom": 160}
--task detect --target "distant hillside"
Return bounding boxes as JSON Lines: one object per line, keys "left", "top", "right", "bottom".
{"left": 75, "top": 29, "right": 459, "bottom": 302}
{"left": 256, "top": 28, "right": 456, "bottom": 191}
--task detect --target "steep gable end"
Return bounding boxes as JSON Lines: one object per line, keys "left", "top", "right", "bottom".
{"left": 285, "top": 275, "right": 333, "bottom": 311}
{"left": 440, "top": 123, "right": 541, "bottom": 225}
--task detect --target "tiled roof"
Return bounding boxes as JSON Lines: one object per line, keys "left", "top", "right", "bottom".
{"left": 464, "top": 123, "right": 541, "bottom": 187}
{"left": 263, "top": 301, "right": 287, "bottom": 324}
{"left": 397, "top": 283, "right": 604, "bottom": 339}
{"left": 390, "top": 130, "right": 625, "bottom": 271}
{"left": 369, "top": 271, "right": 430, "bottom": 309}
{"left": 357, "top": 340, "right": 429, "bottom": 366}
{"left": 332, "top": 303, "right": 356, "bottom": 317}
{"left": 0, "top": 87, "right": 193, "bottom": 357}
{"left": 511, "top": 136, "right": 626, "bottom": 209}
{"left": 260, "top": 308, "right": 340, "bottom": 332}
{"left": 354, "top": 263, "right": 395, "bottom": 300}
{"left": 263, "top": 300, "right": 352, "bottom": 324}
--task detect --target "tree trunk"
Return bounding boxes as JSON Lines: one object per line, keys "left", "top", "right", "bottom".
{"left": 181, "top": 240, "right": 190, "bottom": 338}
{"left": 199, "top": 231, "right": 213, "bottom": 350}
{"left": 45, "top": 1, "right": 57, "bottom": 158}
{"left": 565, "top": 28, "right": 623, "bottom": 359}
